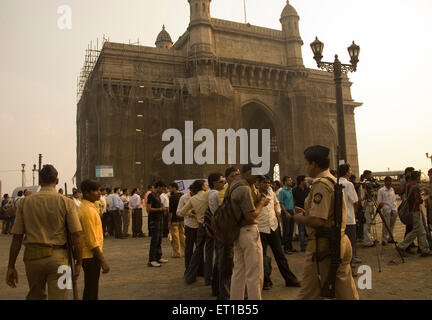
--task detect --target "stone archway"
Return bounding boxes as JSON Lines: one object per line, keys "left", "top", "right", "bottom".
{"left": 241, "top": 101, "right": 279, "bottom": 177}
{"left": 310, "top": 122, "right": 338, "bottom": 170}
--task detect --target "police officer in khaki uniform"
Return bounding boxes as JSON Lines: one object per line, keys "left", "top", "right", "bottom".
{"left": 293, "top": 146, "right": 359, "bottom": 300}
{"left": 6, "top": 165, "right": 83, "bottom": 300}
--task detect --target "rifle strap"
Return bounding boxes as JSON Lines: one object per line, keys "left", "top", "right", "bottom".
{"left": 314, "top": 177, "right": 336, "bottom": 288}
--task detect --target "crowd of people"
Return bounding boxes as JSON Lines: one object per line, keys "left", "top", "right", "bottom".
{"left": 3, "top": 147, "right": 432, "bottom": 300}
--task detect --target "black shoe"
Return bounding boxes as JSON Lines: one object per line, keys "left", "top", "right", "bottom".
{"left": 263, "top": 284, "right": 272, "bottom": 290}
{"left": 406, "top": 247, "right": 416, "bottom": 254}
{"left": 185, "top": 278, "right": 197, "bottom": 285}
{"left": 388, "top": 240, "right": 396, "bottom": 244}
{"left": 397, "top": 246, "right": 409, "bottom": 257}
{"left": 285, "top": 281, "right": 301, "bottom": 288}
{"left": 138, "top": 234, "right": 144, "bottom": 238}
{"left": 420, "top": 252, "right": 432, "bottom": 257}
{"left": 381, "top": 241, "right": 387, "bottom": 246}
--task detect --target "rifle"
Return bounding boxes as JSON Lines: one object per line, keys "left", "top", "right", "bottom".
{"left": 319, "top": 150, "right": 343, "bottom": 299}
{"left": 66, "top": 221, "right": 79, "bottom": 300}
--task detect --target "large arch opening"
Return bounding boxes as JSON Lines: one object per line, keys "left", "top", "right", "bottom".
{"left": 241, "top": 101, "right": 279, "bottom": 178}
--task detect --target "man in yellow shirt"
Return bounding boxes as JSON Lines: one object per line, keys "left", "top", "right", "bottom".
{"left": 78, "top": 179, "right": 110, "bottom": 300}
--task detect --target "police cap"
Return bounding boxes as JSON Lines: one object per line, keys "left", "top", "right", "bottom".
{"left": 241, "top": 163, "right": 259, "bottom": 174}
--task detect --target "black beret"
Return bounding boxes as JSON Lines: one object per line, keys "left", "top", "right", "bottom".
{"left": 241, "top": 163, "right": 259, "bottom": 174}
{"left": 304, "top": 145, "right": 330, "bottom": 160}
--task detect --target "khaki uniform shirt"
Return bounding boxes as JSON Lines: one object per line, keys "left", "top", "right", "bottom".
{"left": 305, "top": 170, "right": 347, "bottom": 253}
{"left": 11, "top": 186, "right": 82, "bottom": 246}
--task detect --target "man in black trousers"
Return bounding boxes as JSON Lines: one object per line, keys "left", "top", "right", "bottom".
{"left": 256, "top": 175, "right": 300, "bottom": 289}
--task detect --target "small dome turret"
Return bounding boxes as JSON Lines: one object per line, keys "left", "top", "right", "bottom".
{"left": 155, "top": 25, "right": 173, "bottom": 49}
{"left": 280, "top": 0, "right": 299, "bottom": 20}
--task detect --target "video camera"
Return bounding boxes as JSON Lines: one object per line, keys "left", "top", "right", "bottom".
{"left": 361, "top": 178, "right": 380, "bottom": 190}
{"left": 360, "top": 178, "right": 380, "bottom": 201}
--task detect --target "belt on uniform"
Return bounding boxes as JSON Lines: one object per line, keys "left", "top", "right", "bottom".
{"left": 53, "top": 244, "right": 67, "bottom": 250}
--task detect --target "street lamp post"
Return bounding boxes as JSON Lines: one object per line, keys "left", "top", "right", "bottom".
{"left": 310, "top": 37, "right": 360, "bottom": 163}
{"left": 427, "top": 153, "right": 432, "bottom": 167}
{"left": 32, "top": 164, "right": 37, "bottom": 186}
{"left": 21, "top": 164, "right": 26, "bottom": 187}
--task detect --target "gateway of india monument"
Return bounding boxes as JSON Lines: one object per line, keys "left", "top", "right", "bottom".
{"left": 76, "top": 0, "right": 362, "bottom": 189}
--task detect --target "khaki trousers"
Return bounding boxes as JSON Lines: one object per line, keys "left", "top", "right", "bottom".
{"left": 170, "top": 221, "right": 186, "bottom": 257}
{"left": 24, "top": 249, "right": 70, "bottom": 300}
{"left": 230, "top": 224, "right": 264, "bottom": 300}
{"left": 381, "top": 208, "right": 397, "bottom": 243}
{"left": 398, "top": 211, "right": 430, "bottom": 253}
{"left": 297, "top": 235, "right": 359, "bottom": 300}
{"left": 363, "top": 202, "right": 375, "bottom": 245}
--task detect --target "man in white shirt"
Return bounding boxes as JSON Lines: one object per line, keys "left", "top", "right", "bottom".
{"left": 378, "top": 176, "right": 398, "bottom": 245}
{"left": 129, "top": 188, "right": 144, "bottom": 238}
{"left": 256, "top": 175, "right": 300, "bottom": 289}
{"left": 160, "top": 187, "right": 170, "bottom": 237}
{"left": 72, "top": 190, "right": 82, "bottom": 209}
{"left": 177, "top": 188, "right": 202, "bottom": 273}
{"left": 178, "top": 180, "right": 209, "bottom": 284}
{"left": 206, "top": 173, "right": 225, "bottom": 288}
{"left": 339, "top": 164, "right": 361, "bottom": 265}
{"left": 111, "top": 187, "right": 126, "bottom": 239}
{"left": 104, "top": 188, "right": 114, "bottom": 237}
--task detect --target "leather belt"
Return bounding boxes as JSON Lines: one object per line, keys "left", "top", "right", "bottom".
{"left": 53, "top": 244, "right": 67, "bottom": 250}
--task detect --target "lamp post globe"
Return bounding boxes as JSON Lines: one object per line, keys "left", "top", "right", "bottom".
{"left": 347, "top": 41, "right": 360, "bottom": 71}
{"left": 310, "top": 37, "right": 324, "bottom": 66}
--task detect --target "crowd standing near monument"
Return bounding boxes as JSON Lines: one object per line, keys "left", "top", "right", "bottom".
{"left": 2, "top": 150, "right": 432, "bottom": 301}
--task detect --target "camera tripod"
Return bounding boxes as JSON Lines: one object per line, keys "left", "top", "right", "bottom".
{"left": 368, "top": 200, "right": 405, "bottom": 272}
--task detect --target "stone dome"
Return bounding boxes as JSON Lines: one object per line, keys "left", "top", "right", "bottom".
{"left": 155, "top": 25, "right": 173, "bottom": 47}
{"left": 280, "top": 0, "right": 298, "bottom": 19}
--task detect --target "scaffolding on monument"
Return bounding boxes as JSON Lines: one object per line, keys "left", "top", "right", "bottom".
{"left": 76, "top": 35, "right": 109, "bottom": 101}
{"left": 77, "top": 36, "right": 143, "bottom": 102}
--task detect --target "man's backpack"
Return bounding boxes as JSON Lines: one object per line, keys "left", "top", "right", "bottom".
{"left": 211, "top": 182, "right": 247, "bottom": 243}
{"left": 398, "top": 186, "right": 414, "bottom": 226}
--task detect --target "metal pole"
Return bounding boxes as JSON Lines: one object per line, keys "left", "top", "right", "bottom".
{"left": 243, "top": 0, "right": 247, "bottom": 24}
{"left": 38, "top": 154, "right": 42, "bottom": 185}
{"left": 333, "top": 55, "right": 347, "bottom": 162}
{"left": 21, "top": 164, "right": 26, "bottom": 187}
{"left": 65, "top": 183, "right": 68, "bottom": 196}
{"left": 32, "top": 164, "right": 37, "bottom": 186}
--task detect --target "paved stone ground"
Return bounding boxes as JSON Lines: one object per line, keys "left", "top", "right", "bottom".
{"left": 1, "top": 209, "right": 432, "bottom": 300}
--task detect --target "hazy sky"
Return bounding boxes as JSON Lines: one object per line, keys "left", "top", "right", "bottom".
{"left": 1, "top": 0, "right": 431, "bottom": 195}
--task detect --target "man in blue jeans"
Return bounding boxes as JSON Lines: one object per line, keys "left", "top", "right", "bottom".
{"left": 292, "top": 175, "right": 310, "bottom": 252}
{"left": 279, "top": 176, "right": 296, "bottom": 253}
